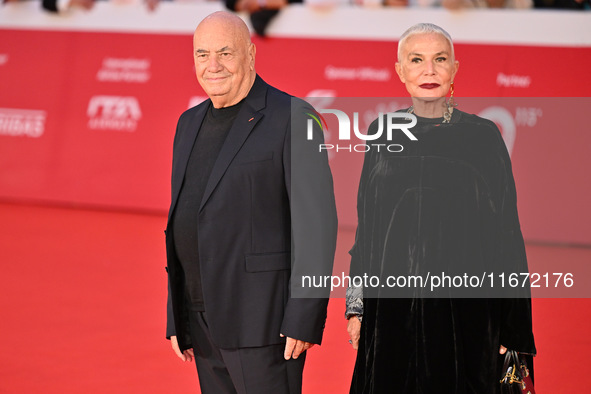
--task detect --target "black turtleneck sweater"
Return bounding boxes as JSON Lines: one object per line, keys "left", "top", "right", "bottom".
{"left": 172, "top": 100, "right": 243, "bottom": 310}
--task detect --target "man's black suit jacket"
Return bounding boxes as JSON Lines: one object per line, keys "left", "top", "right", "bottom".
{"left": 166, "top": 76, "right": 337, "bottom": 351}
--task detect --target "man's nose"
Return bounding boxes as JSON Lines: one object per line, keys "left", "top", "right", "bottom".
{"left": 207, "top": 55, "right": 223, "bottom": 72}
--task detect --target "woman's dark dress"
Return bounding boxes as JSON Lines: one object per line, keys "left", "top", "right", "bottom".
{"left": 349, "top": 110, "right": 536, "bottom": 394}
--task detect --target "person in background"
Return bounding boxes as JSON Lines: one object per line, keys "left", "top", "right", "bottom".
{"left": 533, "top": 0, "right": 589, "bottom": 9}
{"left": 225, "top": 0, "right": 302, "bottom": 36}
{"left": 382, "top": 0, "right": 533, "bottom": 8}
{"left": 40, "top": 0, "right": 165, "bottom": 14}
{"left": 42, "top": 0, "right": 95, "bottom": 13}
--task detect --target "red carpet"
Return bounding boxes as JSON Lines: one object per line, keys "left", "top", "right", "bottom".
{"left": 0, "top": 203, "right": 589, "bottom": 393}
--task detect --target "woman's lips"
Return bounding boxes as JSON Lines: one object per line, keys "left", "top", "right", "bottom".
{"left": 420, "top": 83, "right": 440, "bottom": 89}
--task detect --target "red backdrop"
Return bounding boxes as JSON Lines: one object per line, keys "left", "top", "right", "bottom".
{"left": 1, "top": 28, "right": 590, "bottom": 244}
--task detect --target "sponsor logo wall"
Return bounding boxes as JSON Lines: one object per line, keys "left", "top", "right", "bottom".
{"left": 0, "top": 28, "right": 590, "bottom": 244}
{"left": 87, "top": 96, "right": 142, "bottom": 131}
{"left": 0, "top": 108, "right": 46, "bottom": 138}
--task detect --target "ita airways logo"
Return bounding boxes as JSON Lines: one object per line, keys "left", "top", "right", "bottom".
{"left": 0, "top": 108, "right": 46, "bottom": 138}
{"left": 87, "top": 96, "right": 141, "bottom": 132}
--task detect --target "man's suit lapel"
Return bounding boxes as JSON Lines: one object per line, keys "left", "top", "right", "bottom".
{"left": 199, "top": 76, "right": 268, "bottom": 212}
{"left": 169, "top": 102, "right": 209, "bottom": 221}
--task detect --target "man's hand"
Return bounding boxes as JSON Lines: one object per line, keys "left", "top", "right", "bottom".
{"left": 499, "top": 345, "right": 508, "bottom": 355}
{"left": 171, "top": 335, "right": 195, "bottom": 362}
{"left": 347, "top": 316, "right": 361, "bottom": 350}
{"left": 280, "top": 334, "right": 314, "bottom": 360}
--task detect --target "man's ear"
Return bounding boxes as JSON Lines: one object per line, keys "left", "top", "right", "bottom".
{"left": 249, "top": 43, "right": 256, "bottom": 71}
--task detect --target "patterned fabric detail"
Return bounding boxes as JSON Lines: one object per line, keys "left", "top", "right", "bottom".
{"left": 345, "top": 284, "right": 363, "bottom": 322}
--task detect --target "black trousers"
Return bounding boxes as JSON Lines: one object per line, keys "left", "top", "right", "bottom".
{"left": 188, "top": 311, "right": 306, "bottom": 394}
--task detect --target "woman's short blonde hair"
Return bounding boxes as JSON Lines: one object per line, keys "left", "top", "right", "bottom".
{"left": 397, "top": 23, "right": 455, "bottom": 62}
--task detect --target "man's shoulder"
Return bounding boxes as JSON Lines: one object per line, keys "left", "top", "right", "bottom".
{"left": 178, "top": 99, "right": 210, "bottom": 123}
{"left": 265, "top": 82, "right": 291, "bottom": 99}
{"left": 262, "top": 81, "right": 293, "bottom": 109}
{"left": 263, "top": 82, "right": 315, "bottom": 116}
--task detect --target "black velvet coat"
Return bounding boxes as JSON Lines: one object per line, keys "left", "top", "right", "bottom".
{"left": 349, "top": 110, "right": 536, "bottom": 394}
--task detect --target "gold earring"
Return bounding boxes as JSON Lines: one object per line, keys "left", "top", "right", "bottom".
{"left": 443, "top": 82, "right": 456, "bottom": 123}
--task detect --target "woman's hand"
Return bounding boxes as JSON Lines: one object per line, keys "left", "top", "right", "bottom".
{"left": 347, "top": 316, "right": 362, "bottom": 350}
{"left": 499, "top": 345, "right": 507, "bottom": 354}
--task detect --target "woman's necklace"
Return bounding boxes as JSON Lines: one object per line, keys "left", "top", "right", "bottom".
{"left": 407, "top": 102, "right": 453, "bottom": 123}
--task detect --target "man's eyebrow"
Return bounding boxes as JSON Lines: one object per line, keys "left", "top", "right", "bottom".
{"left": 408, "top": 51, "right": 449, "bottom": 57}
{"left": 195, "top": 46, "right": 235, "bottom": 55}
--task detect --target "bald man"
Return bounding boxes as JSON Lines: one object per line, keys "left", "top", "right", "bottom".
{"left": 164, "top": 12, "right": 337, "bottom": 393}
